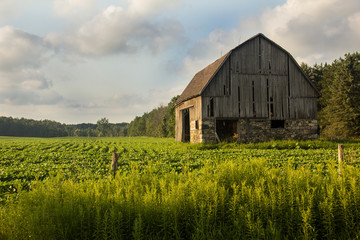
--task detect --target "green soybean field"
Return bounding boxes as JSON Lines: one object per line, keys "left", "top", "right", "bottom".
{"left": 1, "top": 137, "right": 360, "bottom": 239}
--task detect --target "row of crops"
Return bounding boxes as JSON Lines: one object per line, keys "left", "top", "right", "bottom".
{"left": 2, "top": 137, "right": 358, "bottom": 198}
{"left": 1, "top": 137, "right": 360, "bottom": 239}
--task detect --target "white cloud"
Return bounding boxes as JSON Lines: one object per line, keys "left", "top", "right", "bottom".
{"left": 260, "top": 0, "right": 360, "bottom": 64}
{"left": 53, "top": 0, "right": 97, "bottom": 23}
{"left": 128, "top": 0, "right": 180, "bottom": 16}
{"left": 348, "top": 12, "right": 360, "bottom": 38}
{"left": 46, "top": 1, "right": 185, "bottom": 56}
{"left": 0, "top": 26, "right": 51, "bottom": 70}
{"left": 183, "top": 0, "right": 360, "bottom": 69}
{"left": 0, "top": 26, "right": 62, "bottom": 105}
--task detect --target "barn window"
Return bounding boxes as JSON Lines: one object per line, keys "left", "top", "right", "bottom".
{"left": 209, "top": 98, "right": 214, "bottom": 117}
{"left": 270, "top": 97, "right": 274, "bottom": 117}
{"left": 195, "top": 120, "right": 199, "bottom": 130}
{"left": 271, "top": 120, "right": 284, "bottom": 128}
{"left": 223, "top": 85, "right": 226, "bottom": 95}
{"left": 236, "top": 61, "right": 239, "bottom": 72}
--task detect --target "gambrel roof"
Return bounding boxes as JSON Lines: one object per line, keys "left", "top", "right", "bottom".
{"left": 175, "top": 33, "right": 320, "bottom": 106}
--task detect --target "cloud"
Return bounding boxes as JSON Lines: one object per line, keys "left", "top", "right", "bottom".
{"left": 0, "top": 0, "right": 22, "bottom": 24}
{"left": 0, "top": 26, "right": 62, "bottom": 105}
{"left": 127, "top": 0, "right": 180, "bottom": 16}
{"left": 0, "top": 89, "right": 63, "bottom": 105}
{"left": 183, "top": 0, "right": 360, "bottom": 70}
{"left": 46, "top": 1, "right": 185, "bottom": 56}
{"left": 0, "top": 26, "right": 52, "bottom": 70}
{"left": 260, "top": 0, "right": 360, "bottom": 64}
{"left": 53, "top": 0, "right": 97, "bottom": 23}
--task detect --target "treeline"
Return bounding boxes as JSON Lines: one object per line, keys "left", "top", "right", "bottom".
{"left": 0, "top": 95, "right": 178, "bottom": 138}
{"left": 0, "top": 117, "right": 128, "bottom": 138}
{"left": 0, "top": 117, "right": 68, "bottom": 137}
{"left": 301, "top": 52, "right": 360, "bottom": 139}
{"left": 127, "top": 96, "right": 179, "bottom": 138}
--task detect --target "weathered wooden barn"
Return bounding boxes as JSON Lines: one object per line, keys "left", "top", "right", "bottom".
{"left": 175, "top": 33, "right": 319, "bottom": 143}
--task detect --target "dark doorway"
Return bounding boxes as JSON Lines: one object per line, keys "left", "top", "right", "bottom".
{"left": 216, "top": 120, "right": 238, "bottom": 142}
{"left": 182, "top": 109, "right": 190, "bottom": 142}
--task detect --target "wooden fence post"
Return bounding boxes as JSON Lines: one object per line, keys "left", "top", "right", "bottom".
{"left": 111, "top": 149, "right": 119, "bottom": 178}
{"left": 338, "top": 144, "right": 344, "bottom": 176}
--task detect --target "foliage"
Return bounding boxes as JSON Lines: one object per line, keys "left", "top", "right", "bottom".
{"left": 301, "top": 52, "right": 360, "bottom": 139}
{"left": 96, "top": 117, "right": 111, "bottom": 137}
{"left": 300, "top": 62, "right": 327, "bottom": 91}
{"left": 1, "top": 139, "right": 360, "bottom": 239}
{"left": 318, "top": 52, "right": 360, "bottom": 139}
{"left": 0, "top": 116, "right": 128, "bottom": 138}
{"left": 2, "top": 137, "right": 360, "bottom": 200}
{"left": 0, "top": 117, "right": 68, "bottom": 137}
{"left": 162, "top": 96, "right": 179, "bottom": 137}
{"left": 128, "top": 96, "right": 179, "bottom": 138}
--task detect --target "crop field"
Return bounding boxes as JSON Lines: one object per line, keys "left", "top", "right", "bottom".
{"left": 1, "top": 137, "right": 360, "bottom": 239}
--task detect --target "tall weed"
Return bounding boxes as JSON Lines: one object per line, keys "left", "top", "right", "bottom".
{"left": 2, "top": 158, "right": 360, "bottom": 239}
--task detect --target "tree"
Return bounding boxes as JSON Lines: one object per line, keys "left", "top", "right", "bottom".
{"left": 162, "top": 95, "right": 179, "bottom": 137}
{"left": 300, "top": 62, "right": 327, "bottom": 92}
{"left": 127, "top": 96, "right": 179, "bottom": 138}
{"left": 96, "top": 117, "right": 110, "bottom": 137}
{"left": 319, "top": 52, "right": 360, "bottom": 139}
{"left": 128, "top": 116, "right": 146, "bottom": 136}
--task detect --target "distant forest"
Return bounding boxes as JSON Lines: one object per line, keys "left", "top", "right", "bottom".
{"left": 0, "top": 96, "right": 178, "bottom": 138}
{"left": 1, "top": 52, "right": 359, "bottom": 139}
{"left": 0, "top": 117, "right": 128, "bottom": 138}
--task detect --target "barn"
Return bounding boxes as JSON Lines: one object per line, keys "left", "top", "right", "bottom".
{"left": 175, "top": 33, "right": 319, "bottom": 143}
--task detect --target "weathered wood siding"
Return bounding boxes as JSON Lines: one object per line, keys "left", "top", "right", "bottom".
{"left": 175, "top": 96, "right": 202, "bottom": 143}
{"left": 288, "top": 59, "right": 318, "bottom": 119}
{"left": 201, "top": 35, "right": 317, "bottom": 121}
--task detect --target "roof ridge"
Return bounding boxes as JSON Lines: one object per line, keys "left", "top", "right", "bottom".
{"left": 175, "top": 32, "right": 319, "bottom": 106}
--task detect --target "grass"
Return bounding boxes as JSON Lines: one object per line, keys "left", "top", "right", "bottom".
{"left": 2, "top": 159, "right": 360, "bottom": 239}
{"left": 1, "top": 138, "right": 360, "bottom": 239}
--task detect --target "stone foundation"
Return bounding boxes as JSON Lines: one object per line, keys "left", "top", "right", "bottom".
{"left": 201, "top": 119, "right": 217, "bottom": 143}
{"left": 237, "top": 119, "right": 318, "bottom": 143}
{"left": 191, "top": 119, "right": 318, "bottom": 143}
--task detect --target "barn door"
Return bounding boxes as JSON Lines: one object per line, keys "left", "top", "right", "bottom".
{"left": 182, "top": 109, "right": 190, "bottom": 142}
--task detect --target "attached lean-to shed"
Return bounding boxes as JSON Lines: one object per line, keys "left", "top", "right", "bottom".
{"left": 175, "top": 33, "right": 319, "bottom": 143}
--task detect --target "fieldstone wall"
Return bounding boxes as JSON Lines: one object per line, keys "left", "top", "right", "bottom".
{"left": 237, "top": 119, "right": 318, "bottom": 143}
{"left": 201, "top": 119, "right": 217, "bottom": 143}
{"left": 196, "top": 119, "right": 318, "bottom": 143}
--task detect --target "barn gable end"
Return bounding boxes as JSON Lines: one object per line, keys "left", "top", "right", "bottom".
{"left": 175, "top": 33, "right": 319, "bottom": 143}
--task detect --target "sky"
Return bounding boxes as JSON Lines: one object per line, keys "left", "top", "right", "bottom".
{"left": 0, "top": 0, "right": 359, "bottom": 124}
